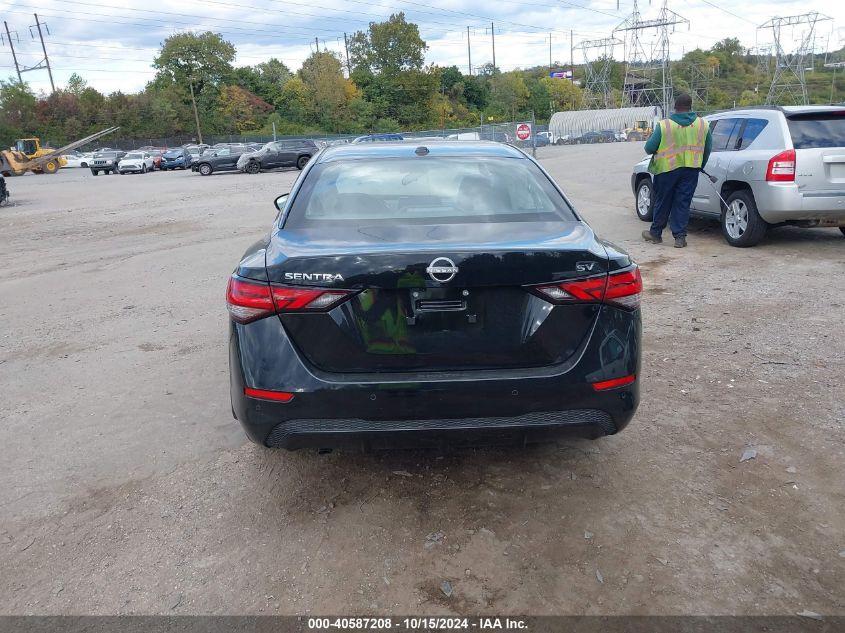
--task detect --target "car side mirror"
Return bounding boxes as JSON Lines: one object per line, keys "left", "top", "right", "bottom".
{"left": 274, "top": 194, "right": 289, "bottom": 212}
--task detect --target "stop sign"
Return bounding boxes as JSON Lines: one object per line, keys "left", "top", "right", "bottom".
{"left": 516, "top": 123, "right": 532, "bottom": 141}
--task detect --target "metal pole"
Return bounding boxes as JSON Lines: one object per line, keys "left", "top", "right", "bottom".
{"left": 272, "top": 121, "right": 277, "bottom": 141}
{"left": 189, "top": 81, "right": 203, "bottom": 145}
{"left": 491, "top": 22, "right": 496, "bottom": 73}
{"left": 570, "top": 29, "right": 574, "bottom": 83}
{"left": 33, "top": 14, "right": 54, "bottom": 93}
{"left": 467, "top": 27, "right": 472, "bottom": 76}
{"left": 549, "top": 33, "right": 552, "bottom": 74}
{"left": 4, "top": 21, "right": 22, "bottom": 83}
{"left": 531, "top": 110, "right": 536, "bottom": 158}
{"left": 831, "top": 67, "right": 836, "bottom": 105}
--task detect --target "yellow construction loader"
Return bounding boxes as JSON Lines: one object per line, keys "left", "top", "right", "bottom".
{"left": 0, "top": 126, "right": 120, "bottom": 176}
{"left": 625, "top": 120, "right": 653, "bottom": 142}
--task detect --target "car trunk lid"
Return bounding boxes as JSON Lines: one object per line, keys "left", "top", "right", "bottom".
{"left": 265, "top": 222, "right": 615, "bottom": 373}
{"left": 786, "top": 110, "right": 845, "bottom": 195}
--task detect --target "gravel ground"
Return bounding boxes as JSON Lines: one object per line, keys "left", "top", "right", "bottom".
{"left": 0, "top": 144, "right": 843, "bottom": 615}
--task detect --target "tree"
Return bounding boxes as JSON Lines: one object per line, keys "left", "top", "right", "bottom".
{"left": 541, "top": 77, "right": 584, "bottom": 112}
{"left": 153, "top": 32, "right": 235, "bottom": 142}
{"left": 348, "top": 13, "right": 426, "bottom": 75}
{"left": 0, "top": 80, "right": 37, "bottom": 140}
{"left": 218, "top": 85, "right": 272, "bottom": 133}
{"left": 276, "top": 77, "right": 309, "bottom": 124}
{"left": 153, "top": 32, "right": 236, "bottom": 89}
{"left": 489, "top": 72, "right": 530, "bottom": 119}
{"left": 235, "top": 58, "right": 292, "bottom": 105}
{"left": 299, "top": 51, "right": 359, "bottom": 131}
{"left": 67, "top": 73, "right": 87, "bottom": 96}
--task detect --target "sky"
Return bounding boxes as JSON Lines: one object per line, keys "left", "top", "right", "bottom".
{"left": 1, "top": 0, "right": 843, "bottom": 95}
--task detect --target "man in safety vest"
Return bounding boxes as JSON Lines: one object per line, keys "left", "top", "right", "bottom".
{"left": 642, "top": 93, "right": 712, "bottom": 248}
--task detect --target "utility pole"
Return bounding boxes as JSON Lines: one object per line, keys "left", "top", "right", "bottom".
{"left": 189, "top": 81, "right": 203, "bottom": 144}
{"left": 467, "top": 26, "right": 472, "bottom": 76}
{"left": 343, "top": 32, "right": 351, "bottom": 75}
{"left": 491, "top": 22, "right": 496, "bottom": 73}
{"left": 315, "top": 37, "right": 319, "bottom": 53}
{"left": 549, "top": 33, "right": 553, "bottom": 74}
{"left": 3, "top": 21, "right": 22, "bottom": 83}
{"left": 570, "top": 29, "right": 574, "bottom": 84}
{"left": 32, "top": 14, "right": 54, "bottom": 93}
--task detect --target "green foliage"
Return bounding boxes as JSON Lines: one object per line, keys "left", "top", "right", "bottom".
{"left": 153, "top": 31, "right": 235, "bottom": 91}
{"left": 5, "top": 28, "right": 845, "bottom": 144}
{"left": 348, "top": 13, "right": 426, "bottom": 75}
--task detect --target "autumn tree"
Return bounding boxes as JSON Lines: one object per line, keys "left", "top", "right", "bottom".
{"left": 218, "top": 85, "right": 272, "bottom": 133}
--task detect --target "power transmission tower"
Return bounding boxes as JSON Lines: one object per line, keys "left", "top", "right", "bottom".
{"left": 3, "top": 16, "right": 55, "bottom": 91}
{"left": 759, "top": 12, "right": 832, "bottom": 105}
{"left": 2, "top": 21, "right": 23, "bottom": 83}
{"left": 577, "top": 37, "right": 622, "bottom": 109}
{"left": 687, "top": 62, "right": 716, "bottom": 110}
{"left": 754, "top": 43, "right": 773, "bottom": 92}
{"left": 614, "top": 0, "right": 688, "bottom": 116}
{"left": 30, "top": 14, "right": 54, "bottom": 93}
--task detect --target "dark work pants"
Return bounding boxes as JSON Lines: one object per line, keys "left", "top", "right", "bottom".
{"left": 650, "top": 166, "right": 699, "bottom": 239}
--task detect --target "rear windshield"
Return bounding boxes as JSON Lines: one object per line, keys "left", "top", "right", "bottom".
{"left": 284, "top": 156, "right": 575, "bottom": 228}
{"left": 787, "top": 113, "right": 845, "bottom": 149}
{"left": 124, "top": 153, "right": 142, "bottom": 159}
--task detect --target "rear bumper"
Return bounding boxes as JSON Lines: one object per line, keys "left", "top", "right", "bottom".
{"left": 752, "top": 181, "right": 845, "bottom": 224}
{"left": 229, "top": 306, "right": 641, "bottom": 449}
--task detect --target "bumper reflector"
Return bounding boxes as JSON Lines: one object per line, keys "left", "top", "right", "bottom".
{"left": 244, "top": 387, "right": 295, "bottom": 402}
{"left": 591, "top": 374, "right": 636, "bottom": 391}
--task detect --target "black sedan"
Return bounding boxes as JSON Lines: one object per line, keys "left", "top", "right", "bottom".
{"left": 227, "top": 141, "right": 642, "bottom": 450}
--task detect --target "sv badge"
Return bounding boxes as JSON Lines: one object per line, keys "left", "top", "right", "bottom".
{"left": 576, "top": 261, "right": 597, "bottom": 272}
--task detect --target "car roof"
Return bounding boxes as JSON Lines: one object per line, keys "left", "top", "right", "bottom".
{"left": 708, "top": 105, "right": 845, "bottom": 117}
{"left": 319, "top": 140, "right": 525, "bottom": 162}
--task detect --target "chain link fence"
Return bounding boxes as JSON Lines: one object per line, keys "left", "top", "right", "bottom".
{"left": 81, "top": 121, "right": 550, "bottom": 152}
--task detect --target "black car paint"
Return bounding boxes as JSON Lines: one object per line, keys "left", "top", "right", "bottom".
{"left": 229, "top": 143, "right": 641, "bottom": 449}
{"left": 90, "top": 151, "right": 126, "bottom": 175}
{"left": 241, "top": 140, "right": 318, "bottom": 172}
{"left": 191, "top": 148, "right": 245, "bottom": 175}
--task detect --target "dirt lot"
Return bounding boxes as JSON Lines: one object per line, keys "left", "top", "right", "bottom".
{"left": 1, "top": 144, "right": 843, "bottom": 616}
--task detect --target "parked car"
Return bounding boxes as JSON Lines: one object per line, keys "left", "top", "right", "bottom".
{"left": 227, "top": 140, "right": 641, "bottom": 449}
{"left": 351, "top": 133, "right": 404, "bottom": 144}
{"left": 236, "top": 139, "right": 318, "bottom": 174}
{"left": 90, "top": 150, "right": 126, "bottom": 175}
{"left": 578, "top": 130, "right": 616, "bottom": 144}
{"left": 191, "top": 146, "right": 248, "bottom": 176}
{"left": 160, "top": 148, "right": 192, "bottom": 170}
{"left": 146, "top": 149, "right": 165, "bottom": 170}
{"left": 118, "top": 151, "right": 155, "bottom": 174}
{"left": 534, "top": 132, "right": 550, "bottom": 147}
{"left": 631, "top": 105, "right": 845, "bottom": 247}
{"left": 61, "top": 151, "right": 90, "bottom": 168}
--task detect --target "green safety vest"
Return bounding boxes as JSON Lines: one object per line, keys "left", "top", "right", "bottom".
{"left": 648, "top": 117, "right": 708, "bottom": 174}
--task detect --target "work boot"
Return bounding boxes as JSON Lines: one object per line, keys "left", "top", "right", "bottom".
{"left": 642, "top": 230, "right": 662, "bottom": 244}
{"left": 674, "top": 235, "right": 687, "bottom": 248}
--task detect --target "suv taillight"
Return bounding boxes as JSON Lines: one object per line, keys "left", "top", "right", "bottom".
{"left": 226, "top": 276, "right": 353, "bottom": 323}
{"left": 766, "top": 149, "right": 796, "bottom": 182}
{"left": 532, "top": 266, "right": 642, "bottom": 310}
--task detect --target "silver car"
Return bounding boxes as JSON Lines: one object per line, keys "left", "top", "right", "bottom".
{"left": 631, "top": 105, "right": 845, "bottom": 246}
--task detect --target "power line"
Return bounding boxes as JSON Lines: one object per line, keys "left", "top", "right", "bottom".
{"left": 692, "top": 0, "right": 757, "bottom": 26}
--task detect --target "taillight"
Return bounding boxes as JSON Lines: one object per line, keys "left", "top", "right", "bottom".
{"left": 226, "top": 275, "right": 353, "bottom": 323}
{"left": 766, "top": 149, "right": 796, "bottom": 182}
{"left": 226, "top": 276, "right": 275, "bottom": 323}
{"left": 533, "top": 266, "right": 642, "bottom": 310}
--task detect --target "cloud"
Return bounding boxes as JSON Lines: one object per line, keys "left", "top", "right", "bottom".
{"left": 1, "top": 0, "right": 841, "bottom": 93}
